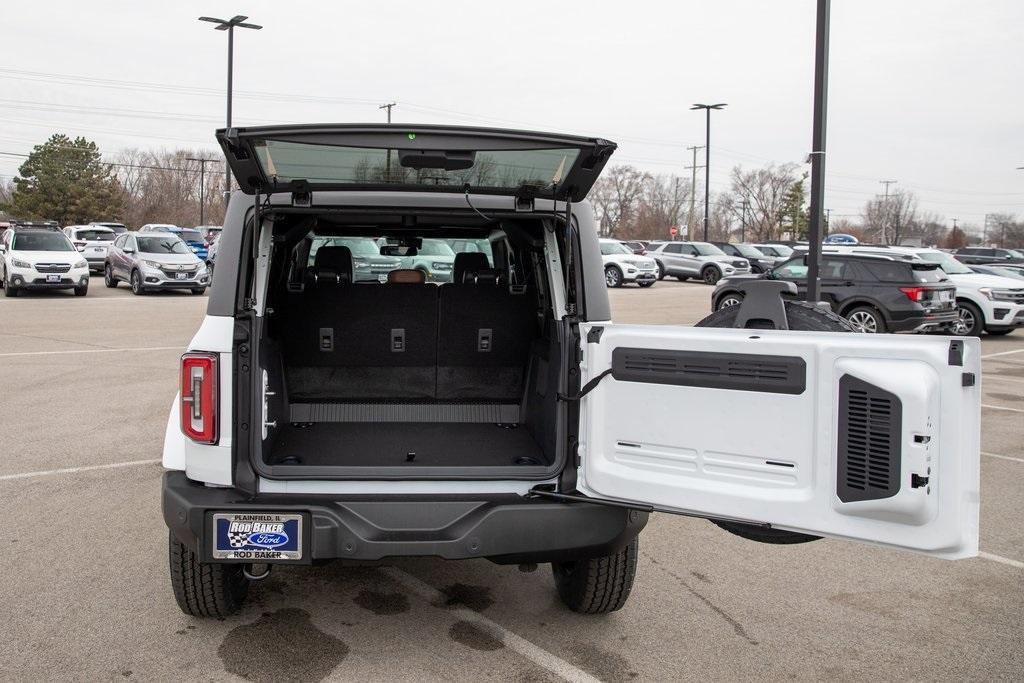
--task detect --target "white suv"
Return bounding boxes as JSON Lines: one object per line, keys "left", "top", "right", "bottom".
{"left": 599, "top": 238, "right": 657, "bottom": 287}
{"left": 0, "top": 228, "right": 90, "bottom": 297}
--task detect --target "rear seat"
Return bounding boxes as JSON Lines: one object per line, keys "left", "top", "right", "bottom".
{"left": 284, "top": 251, "right": 534, "bottom": 402}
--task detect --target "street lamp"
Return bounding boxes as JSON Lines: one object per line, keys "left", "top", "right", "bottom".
{"left": 198, "top": 15, "right": 262, "bottom": 196}
{"left": 691, "top": 103, "right": 727, "bottom": 241}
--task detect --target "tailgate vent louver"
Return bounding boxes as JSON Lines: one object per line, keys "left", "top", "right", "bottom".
{"left": 837, "top": 375, "right": 901, "bottom": 503}
{"left": 613, "top": 349, "right": 806, "bottom": 395}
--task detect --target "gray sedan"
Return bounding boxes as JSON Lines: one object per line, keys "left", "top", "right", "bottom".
{"left": 104, "top": 232, "right": 210, "bottom": 295}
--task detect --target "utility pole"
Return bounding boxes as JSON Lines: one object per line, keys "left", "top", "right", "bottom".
{"left": 186, "top": 157, "right": 217, "bottom": 226}
{"left": 740, "top": 197, "right": 750, "bottom": 242}
{"left": 824, "top": 208, "right": 832, "bottom": 234}
{"left": 879, "top": 179, "right": 897, "bottom": 244}
{"left": 379, "top": 102, "right": 397, "bottom": 181}
{"left": 685, "top": 145, "right": 704, "bottom": 240}
{"left": 379, "top": 102, "right": 396, "bottom": 123}
{"left": 805, "top": 0, "right": 830, "bottom": 303}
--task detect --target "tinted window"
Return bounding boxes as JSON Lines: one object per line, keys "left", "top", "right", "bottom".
{"left": 663, "top": 243, "right": 683, "bottom": 254}
{"left": 819, "top": 258, "right": 851, "bottom": 279}
{"left": 774, "top": 259, "right": 808, "bottom": 279}
{"left": 177, "top": 230, "right": 203, "bottom": 242}
{"left": 75, "top": 230, "right": 115, "bottom": 241}
{"left": 862, "top": 261, "right": 912, "bottom": 282}
{"left": 692, "top": 242, "right": 726, "bottom": 256}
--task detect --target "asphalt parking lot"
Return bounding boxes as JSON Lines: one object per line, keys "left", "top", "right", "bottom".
{"left": 1, "top": 281, "right": 1022, "bottom": 681}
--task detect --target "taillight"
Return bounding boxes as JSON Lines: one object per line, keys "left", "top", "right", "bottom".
{"left": 180, "top": 352, "right": 218, "bottom": 444}
{"left": 899, "top": 287, "right": 927, "bottom": 302}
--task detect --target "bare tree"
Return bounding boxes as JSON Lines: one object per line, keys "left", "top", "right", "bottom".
{"left": 115, "top": 149, "right": 226, "bottom": 228}
{"left": 726, "top": 163, "right": 802, "bottom": 241}
{"left": 862, "top": 191, "right": 918, "bottom": 244}
{"left": 591, "top": 166, "right": 651, "bottom": 237}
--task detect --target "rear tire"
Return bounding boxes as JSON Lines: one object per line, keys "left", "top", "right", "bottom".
{"left": 696, "top": 299, "right": 853, "bottom": 545}
{"left": 844, "top": 305, "right": 887, "bottom": 333}
{"left": 655, "top": 261, "right": 665, "bottom": 280}
{"left": 553, "top": 536, "right": 638, "bottom": 614}
{"left": 169, "top": 532, "right": 249, "bottom": 618}
{"left": 716, "top": 293, "right": 744, "bottom": 310}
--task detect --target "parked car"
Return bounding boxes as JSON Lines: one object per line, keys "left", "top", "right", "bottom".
{"left": 953, "top": 246, "right": 1024, "bottom": 265}
{"left": 196, "top": 225, "right": 223, "bottom": 245}
{"left": 619, "top": 240, "right": 647, "bottom": 255}
{"left": 206, "top": 234, "right": 220, "bottom": 276}
{"left": 89, "top": 221, "right": 128, "bottom": 235}
{"left": 712, "top": 252, "right": 957, "bottom": 333}
{"left": 377, "top": 237, "right": 457, "bottom": 283}
{"left": 647, "top": 240, "right": 749, "bottom": 284}
{"left": 709, "top": 242, "right": 775, "bottom": 273}
{"left": 63, "top": 225, "right": 116, "bottom": 273}
{"left": 161, "top": 123, "right": 980, "bottom": 620}
{"left": 879, "top": 247, "right": 1024, "bottom": 336}
{"left": 971, "top": 264, "right": 1024, "bottom": 281}
{"left": 0, "top": 228, "right": 90, "bottom": 296}
{"left": 140, "top": 224, "right": 209, "bottom": 261}
{"left": 749, "top": 243, "right": 794, "bottom": 264}
{"left": 10, "top": 219, "right": 60, "bottom": 231}
{"left": 308, "top": 236, "right": 402, "bottom": 283}
{"left": 823, "top": 233, "right": 859, "bottom": 245}
{"left": 599, "top": 238, "right": 657, "bottom": 287}
{"left": 104, "top": 231, "right": 209, "bottom": 295}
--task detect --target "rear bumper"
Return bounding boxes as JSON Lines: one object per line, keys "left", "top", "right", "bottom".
{"left": 162, "top": 471, "right": 647, "bottom": 564}
{"left": 888, "top": 308, "right": 958, "bottom": 333}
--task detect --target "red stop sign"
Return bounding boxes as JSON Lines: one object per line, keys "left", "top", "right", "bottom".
{"left": 669, "top": 225, "right": 678, "bottom": 236}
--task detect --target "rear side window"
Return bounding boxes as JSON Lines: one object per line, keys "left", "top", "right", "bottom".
{"left": 862, "top": 261, "right": 913, "bottom": 282}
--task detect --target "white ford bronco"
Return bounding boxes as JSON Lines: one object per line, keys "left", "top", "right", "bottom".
{"left": 163, "top": 124, "right": 981, "bottom": 617}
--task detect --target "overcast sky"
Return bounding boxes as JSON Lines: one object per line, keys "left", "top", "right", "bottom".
{"left": 2, "top": 0, "right": 1022, "bottom": 231}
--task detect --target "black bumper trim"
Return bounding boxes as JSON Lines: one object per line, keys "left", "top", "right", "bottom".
{"left": 162, "top": 471, "right": 647, "bottom": 564}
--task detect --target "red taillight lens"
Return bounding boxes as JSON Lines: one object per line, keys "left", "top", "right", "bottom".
{"left": 180, "top": 352, "right": 218, "bottom": 444}
{"left": 899, "top": 286, "right": 926, "bottom": 302}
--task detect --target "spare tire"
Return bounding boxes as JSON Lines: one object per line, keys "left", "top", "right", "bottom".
{"left": 695, "top": 298, "right": 853, "bottom": 544}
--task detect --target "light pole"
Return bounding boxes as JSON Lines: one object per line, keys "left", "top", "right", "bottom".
{"left": 199, "top": 14, "right": 262, "bottom": 196}
{"left": 691, "top": 103, "right": 726, "bottom": 241}
{"left": 805, "top": 0, "right": 830, "bottom": 303}
{"left": 186, "top": 157, "right": 217, "bottom": 226}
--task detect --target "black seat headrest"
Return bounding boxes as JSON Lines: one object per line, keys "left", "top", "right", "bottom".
{"left": 452, "top": 252, "right": 490, "bottom": 284}
{"left": 309, "top": 245, "right": 353, "bottom": 286}
{"left": 464, "top": 268, "right": 505, "bottom": 286}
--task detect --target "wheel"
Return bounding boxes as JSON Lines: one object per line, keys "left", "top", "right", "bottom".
{"left": 696, "top": 300, "right": 852, "bottom": 544}
{"left": 655, "top": 261, "right": 665, "bottom": 280}
{"left": 191, "top": 288, "right": 207, "bottom": 295}
{"left": 552, "top": 536, "right": 638, "bottom": 614}
{"left": 604, "top": 265, "right": 623, "bottom": 288}
{"left": 844, "top": 305, "right": 887, "bottom": 333}
{"left": 4, "top": 283, "right": 17, "bottom": 297}
{"left": 750, "top": 265, "right": 763, "bottom": 274}
{"left": 74, "top": 284, "right": 88, "bottom": 297}
{"left": 104, "top": 264, "right": 118, "bottom": 288}
{"left": 952, "top": 300, "right": 984, "bottom": 336}
{"left": 130, "top": 270, "right": 145, "bottom": 295}
{"left": 675, "top": 275, "right": 690, "bottom": 282}
{"left": 985, "top": 327, "right": 1015, "bottom": 336}
{"left": 637, "top": 281, "right": 655, "bottom": 288}
{"left": 716, "top": 293, "right": 744, "bottom": 310}
{"left": 701, "top": 266, "right": 721, "bottom": 285}
{"left": 169, "top": 532, "right": 248, "bottom": 617}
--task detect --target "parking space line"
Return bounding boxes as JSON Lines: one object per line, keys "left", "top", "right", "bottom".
{"left": 0, "top": 345, "right": 181, "bottom": 358}
{"left": 382, "top": 567, "right": 600, "bottom": 683}
{"left": 981, "top": 403, "right": 1024, "bottom": 414}
{"left": 981, "top": 348, "right": 1024, "bottom": 359}
{"left": 0, "top": 459, "right": 160, "bottom": 482}
{"left": 979, "top": 552, "right": 1024, "bottom": 569}
{"left": 983, "top": 451, "right": 1024, "bottom": 464}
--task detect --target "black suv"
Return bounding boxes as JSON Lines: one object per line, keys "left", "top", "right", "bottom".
{"left": 709, "top": 242, "right": 776, "bottom": 273}
{"left": 712, "top": 253, "right": 958, "bottom": 333}
{"left": 954, "top": 247, "right": 1024, "bottom": 265}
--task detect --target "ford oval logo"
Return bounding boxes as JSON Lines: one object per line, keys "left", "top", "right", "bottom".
{"left": 247, "top": 532, "right": 289, "bottom": 548}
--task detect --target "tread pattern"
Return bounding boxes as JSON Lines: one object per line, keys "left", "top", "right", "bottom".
{"left": 553, "top": 537, "right": 638, "bottom": 614}
{"left": 698, "top": 299, "right": 855, "bottom": 332}
{"left": 169, "top": 532, "right": 248, "bottom": 618}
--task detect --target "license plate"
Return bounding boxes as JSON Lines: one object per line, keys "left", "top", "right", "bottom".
{"left": 378, "top": 274, "right": 388, "bottom": 283}
{"left": 175, "top": 272, "right": 188, "bottom": 280}
{"left": 939, "top": 291, "right": 953, "bottom": 302}
{"left": 46, "top": 274, "right": 61, "bottom": 283}
{"left": 212, "top": 512, "right": 303, "bottom": 561}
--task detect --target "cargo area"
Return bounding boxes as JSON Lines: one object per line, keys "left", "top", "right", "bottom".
{"left": 256, "top": 217, "right": 564, "bottom": 478}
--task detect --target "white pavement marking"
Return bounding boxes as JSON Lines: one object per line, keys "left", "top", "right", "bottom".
{"left": 0, "top": 459, "right": 160, "bottom": 482}
{"left": 983, "top": 451, "right": 1024, "bottom": 464}
{"left": 0, "top": 345, "right": 181, "bottom": 358}
{"left": 382, "top": 567, "right": 600, "bottom": 683}
{"left": 981, "top": 403, "right": 1024, "bottom": 414}
{"left": 981, "top": 348, "right": 1024, "bottom": 359}
{"left": 979, "top": 552, "right": 1024, "bottom": 569}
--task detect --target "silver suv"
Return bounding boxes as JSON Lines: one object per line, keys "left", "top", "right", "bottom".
{"left": 104, "top": 231, "right": 210, "bottom": 295}
{"left": 648, "top": 241, "right": 750, "bottom": 284}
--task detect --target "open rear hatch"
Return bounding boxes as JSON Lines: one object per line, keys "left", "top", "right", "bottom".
{"left": 216, "top": 124, "right": 616, "bottom": 202}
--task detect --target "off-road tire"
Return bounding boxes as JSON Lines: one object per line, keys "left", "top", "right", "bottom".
{"left": 104, "top": 265, "right": 118, "bottom": 288}
{"left": 169, "top": 532, "right": 249, "bottom": 618}
{"left": 552, "top": 536, "right": 638, "bottom": 614}
{"left": 701, "top": 266, "right": 721, "bottom": 285}
{"left": 696, "top": 299, "right": 853, "bottom": 544}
